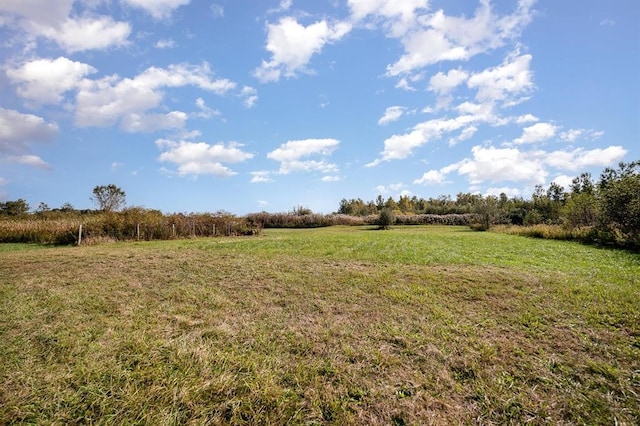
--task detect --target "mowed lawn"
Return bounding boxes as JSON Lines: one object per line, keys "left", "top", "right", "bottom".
{"left": 1, "top": 226, "right": 638, "bottom": 425}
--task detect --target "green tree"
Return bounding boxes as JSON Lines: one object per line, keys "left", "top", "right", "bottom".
{"left": 377, "top": 208, "right": 395, "bottom": 230}
{"left": 473, "top": 195, "right": 499, "bottom": 230}
{"left": 0, "top": 199, "right": 30, "bottom": 216}
{"left": 91, "top": 184, "right": 126, "bottom": 212}
{"left": 597, "top": 161, "right": 640, "bottom": 245}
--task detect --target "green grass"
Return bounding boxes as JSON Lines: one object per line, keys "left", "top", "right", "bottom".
{"left": 1, "top": 226, "right": 639, "bottom": 424}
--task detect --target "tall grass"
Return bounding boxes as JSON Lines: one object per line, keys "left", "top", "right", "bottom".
{"left": 0, "top": 211, "right": 259, "bottom": 245}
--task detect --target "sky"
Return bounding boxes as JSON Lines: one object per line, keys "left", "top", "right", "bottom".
{"left": 0, "top": 0, "right": 638, "bottom": 214}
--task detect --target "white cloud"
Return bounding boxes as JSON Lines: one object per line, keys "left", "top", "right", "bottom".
{"left": 368, "top": 110, "right": 491, "bottom": 165}
{"left": 33, "top": 16, "right": 131, "bottom": 52}
{"left": 120, "top": 111, "right": 187, "bottom": 133}
{"left": 0, "top": 108, "right": 58, "bottom": 154}
{"left": 155, "top": 39, "right": 176, "bottom": 49}
{"left": 378, "top": 106, "right": 405, "bottom": 125}
{"left": 122, "top": 0, "right": 191, "bottom": 20}
{"left": 254, "top": 17, "right": 352, "bottom": 82}
{"left": 0, "top": 0, "right": 74, "bottom": 27}
{"left": 321, "top": 175, "right": 341, "bottom": 182}
{"left": 551, "top": 174, "right": 573, "bottom": 190}
{"left": 413, "top": 169, "right": 447, "bottom": 185}
{"left": 424, "top": 143, "right": 628, "bottom": 191}
{"left": 386, "top": 0, "right": 535, "bottom": 76}
{"left": 514, "top": 122, "right": 557, "bottom": 144}
{"left": 448, "top": 125, "right": 477, "bottom": 146}
{"left": 0, "top": 108, "right": 57, "bottom": 169}
{"left": 348, "top": 0, "right": 429, "bottom": 37}
{"left": 250, "top": 171, "right": 274, "bottom": 183}
{"left": 240, "top": 86, "right": 258, "bottom": 108}
{"left": 454, "top": 145, "right": 549, "bottom": 185}
{"left": 600, "top": 18, "right": 615, "bottom": 27}
{"left": 428, "top": 68, "right": 469, "bottom": 95}
{"left": 267, "top": 138, "right": 340, "bottom": 175}
{"left": 7, "top": 154, "right": 51, "bottom": 169}
{"left": 75, "top": 63, "right": 235, "bottom": 130}
{"left": 0, "top": 1, "right": 131, "bottom": 52}
{"left": 467, "top": 52, "right": 534, "bottom": 106}
{"left": 193, "top": 98, "right": 220, "bottom": 119}
{"left": 6, "top": 57, "right": 97, "bottom": 105}
{"left": 543, "top": 146, "right": 627, "bottom": 171}
{"left": 156, "top": 139, "right": 253, "bottom": 177}
{"left": 560, "top": 128, "right": 604, "bottom": 142}
{"left": 210, "top": 3, "right": 224, "bottom": 18}
{"left": 515, "top": 113, "right": 539, "bottom": 124}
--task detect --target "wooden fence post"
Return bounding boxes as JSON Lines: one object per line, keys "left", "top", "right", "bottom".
{"left": 78, "top": 224, "right": 83, "bottom": 246}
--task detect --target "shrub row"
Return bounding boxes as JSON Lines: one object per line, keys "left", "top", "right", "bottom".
{"left": 0, "top": 210, "right": 259, "bottom": 245}
{"left": 245, "top": 212, "right": 476, "bottom": 228}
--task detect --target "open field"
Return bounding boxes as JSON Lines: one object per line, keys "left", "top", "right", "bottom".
{"left": 1, "top": 226, "right": 639, "bottom": 424}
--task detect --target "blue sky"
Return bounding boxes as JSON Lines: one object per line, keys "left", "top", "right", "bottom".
{"left": 1, "top": 0, "right": 638, "bottom": 214}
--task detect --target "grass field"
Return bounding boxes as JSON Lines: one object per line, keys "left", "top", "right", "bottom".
{"left": 1, "top": 226, "right": 639, "bottom": 425}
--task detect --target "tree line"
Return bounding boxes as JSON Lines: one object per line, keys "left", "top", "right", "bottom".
{"left": 1, "top": 162, "right": 638, "bottom": 248}
{"left": 336, "top": 161, "right": 639, "bottom": 247}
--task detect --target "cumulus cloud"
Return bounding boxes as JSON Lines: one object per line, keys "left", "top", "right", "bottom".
{"left": 0, "top": 108, "right": 57, "bottom": 169}
{"left": 454, "top": 145, "right": 548, "bottom": 185}
{"left": 348, "top": 0, "right": 429, "bottom": 37}
{"left": 0, "top": 1, "right": 131, "bottom": 52}
{"left": 254, "top": 17, "right": 352, "bottom": 82}
{"left": 378, "top": 106, "right": 405, "bottom": 125}
{"left": 0, "top": 108, "right": 58, "bottom": 154}
{"left": 513, "top": 122, "right": 557, "bottom": 144}
{"left": 35, "top": 17, "right": 131, "bottom": 52}
{"left": 267, "top": 138, "right": 340, "bottom": 175}
{"left": 6, "top": 57, "right": 97, "bottom": 105}
{"left": 467, "top": 52, "right": 534, "bottom": 106}
{"left": 156, "top": 138, "right": 253, "bottom": 177}
{"left": 367, "top": 106, "right": 494, "bottom": 166}
{"left": 413, "top": 169, "right": 448, "bottom": 185}
{"left": 414, "top": 143, "right": 628, "bottom": 191}
{"left": 385, "top": 0, "right": 535, "bottom": 76}
{"left": 75, "top": 62, "right": 235, "bottom": 130}
{"left": 428, "top": 68, "right": 469, "bottom": 95}
{"left": 122, "top": 0, "right": 191, "bottom": 20}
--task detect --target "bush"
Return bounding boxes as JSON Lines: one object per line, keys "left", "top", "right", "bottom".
{"left": 377, "top": 209, "right": 395, "bottom": 230}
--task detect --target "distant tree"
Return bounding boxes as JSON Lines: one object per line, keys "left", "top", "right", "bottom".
{"left": 377, "top": 208, "right": 395, "bottom": 230}
{"left": 0, "top": 199, "right": 30, "bottom": 216}
{"left": 473, "top": 195, "right": 499, "bottom": 230}
{"left": 36, "top": 202, "right": 50, "bottom": 213}
{"left": 60, "top": 202, "right": 75, "bottom": 212}
{"left": 291, "top": 205, "right": 313, "bottom": 216}
{"left": 91, "top": 184, "right": 126, "bottom": 212}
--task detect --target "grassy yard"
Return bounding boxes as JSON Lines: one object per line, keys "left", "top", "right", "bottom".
{"left": 1, "top": 226, "right": 638, "bottom": 425}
